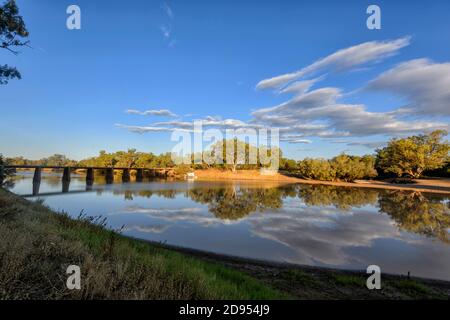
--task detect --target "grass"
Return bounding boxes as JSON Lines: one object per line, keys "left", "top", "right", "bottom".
{"left": 329, "top": 274, "right": 366, "bottom": 287}
{"left": 282, "top": 269, "right": 320, "bottom": 287}
{"left": 1, "top": 187, "right": 449, "bottom": 300}
{"left": 0, "top": 188, "right": 287, "bottom": 299}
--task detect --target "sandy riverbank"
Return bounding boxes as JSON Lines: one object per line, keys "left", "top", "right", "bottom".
{"left": 194, "top": 169, "right": 450, "bottom": 195}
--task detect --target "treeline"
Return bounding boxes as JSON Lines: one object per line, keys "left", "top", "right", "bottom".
{"left": 6, "top": 154, "right": 78, "bottom": 167}
{"left": 281, "top": 130, "right": 450, "bottom": 182}
{"left": 79, "top": 150, "right": 175, "bottom": 168}
{"left": 289, "top": 154, "right": 377, "bottom": 182}
{"left": 5, "top": 150, "right": 176, "bottom": 169}
{"left": 3, "top": 130, "right": 449, "bottom": 182}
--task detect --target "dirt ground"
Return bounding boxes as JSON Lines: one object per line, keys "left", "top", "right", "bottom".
{"left": 194, "top": 169, "right": 450, "bottom": 195}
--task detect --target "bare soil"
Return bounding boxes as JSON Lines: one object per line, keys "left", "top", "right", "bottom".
{"left": 194, "top": 169, "right": 450, "bottom": 195}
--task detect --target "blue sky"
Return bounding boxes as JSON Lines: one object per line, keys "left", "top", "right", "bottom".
{"left": 1, "top": 0, "right": 450, "bottom": 160}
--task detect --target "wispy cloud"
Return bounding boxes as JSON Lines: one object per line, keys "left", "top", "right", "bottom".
{"left": 160, "top": 25, "right": 171, "bottom": 39}
{"left": 161, "top": 2, "right": 174, "bottom": 19}
{"left": 160, "top": 2, "right": 176, "bottom": 46}
{"left": 367, "top": 58, "right": 450, "bottom": 116}
{"left": 256, "top": 37, "right": 411, "bottom": 90}
{"left": 250, "top": 37, "right": 448, "bottom": 139}
{"left": 126, "top": 109, "right": 177, "bottom": 117}
{"left": 118, "top": 37, "right": 449, "bottom": 150}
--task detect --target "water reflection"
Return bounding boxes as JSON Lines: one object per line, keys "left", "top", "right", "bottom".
{"left": 379, "top": 191, "right": 450, "bottom": 243}
{"left": 105, "top": 183, "right": 450, "bottom": 243}
{"left": 8, "top": 176, "right": 450, "bottom": 280}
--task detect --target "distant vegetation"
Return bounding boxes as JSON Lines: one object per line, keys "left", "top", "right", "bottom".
{"left": 4, "top": 130, "right": 450, "bottom": 182}
{"left": 295, "top": 154, "right": 377, "bottom": 182}
{"left": 284, "top": 130, "right": 449, "bottom": 181}
{"left": 6, "top": 150, "right": 176, "bottom": 168}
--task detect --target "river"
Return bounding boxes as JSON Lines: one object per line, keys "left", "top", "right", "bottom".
{"left": 8, "top": 172, "right": 450, "bottom": 281}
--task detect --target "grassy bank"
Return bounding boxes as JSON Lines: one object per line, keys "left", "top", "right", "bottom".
{"left": 0, "top": 188, "right": 286, "bottom": 299}
{"left": 1, "top": 187, "right": 449, "bottom": 300}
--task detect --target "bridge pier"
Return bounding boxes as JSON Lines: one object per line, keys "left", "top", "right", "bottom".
{"left": 32, "top": 181, "right": 40, "bottom": 196}
{"left": 105, "top": 168, "right": 114, "bottom": 184}
{"left": 136, "top": 168, "right": 144, "bottom": 182}
{"left": 62, "top": 167, "right": 71, "bottom": 182}
{"left": 62, "top": 180, "right": 70, "bottom": 193}
{"left": 122, "top": 169, "right": 130, "bottom": 182}
{"left": 33, "top": 167, "right": 42, "bottom": 184}
{"left": 86, "top": 168, "right": 94, "bottom": 185}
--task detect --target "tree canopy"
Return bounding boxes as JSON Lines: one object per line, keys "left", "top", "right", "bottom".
{"left": 0, "top": 0, "right": 29, "bottom": 84}
{"left": 376, "top": 130, "right": 450, "bottom": 178}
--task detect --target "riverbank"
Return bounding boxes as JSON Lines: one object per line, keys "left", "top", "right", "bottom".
{"left": 141, "top": 240, "right": 450, "bottom": 300}
{"left": 0, "top": 188, "right": 285, "bottom": 299}
{"left": 194, "top": 169, "right": 450, "bottom": 195}
{"left": 1, "top": 187, "right": 449, "bottom": 299}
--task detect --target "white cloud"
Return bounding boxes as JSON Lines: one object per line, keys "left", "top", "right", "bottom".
{"left": 115, "top": 124, "right": 174, "bottom": 134}
{"left": 367, "top": 59, "right": 450, "bottom": 116}
{"left": 252, "top": 84, "right": 448, "bottom": 138}
{"left": 280, "top": 138, "right": 312, "bottom": 144}
{"left": 280, "top": 78, "right": 321, "bottom": 95}
{"left": 256, "top": 37, "right": 410, "bottom": 90}
{"left": 251, "top": 40, "right": 448, "bottom": 140}
{"left": 329, "top": 140, "right": 386, "bottom": 149}
{"left": 118, "top": 38, "right": 449, "bottom": 149}
{"left": 126, "top": 109, "right": 177, "bottom": 117}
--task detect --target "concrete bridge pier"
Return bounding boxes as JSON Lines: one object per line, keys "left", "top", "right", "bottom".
{"left": 86, "top": 168, "right": 94, "bottom": 185}
{"left": 33, "top": 167, "right": 42, "bottom": 184}
{"left": 62, "top": 180, "right": 70, "bottom": 193}
{"left": 122, "top": 169, "right": 130, "bottom": 182}
{"left": 136, "top": 168, "right": 144, "bottom": 182}
{"left": 105, "top": 168, "right": 114, "bottom": 184}
{"left": 32, "top": 181, "right": 40, "bottom": 196}
{"left": 62, "top": 167, "right": 71, "bottom": 182}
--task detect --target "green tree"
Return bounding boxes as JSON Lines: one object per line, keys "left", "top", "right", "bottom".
{"left": 297, "top": 158, "right": 336, "bottom": 181}
{"left": 0, "top": 154, "right": 15, "bottom": 186}
{"left": 42, "top": 154, "right": 76, "bottom": 166}
{"left": 376, "top": 130, "right": 450, "bottom": 178}
{"left": 280, "top": 158, "right": 298, "bottom": 171}
{"left": 114, "top": 149, "right": 139, "bottom": 168}
{"left": 0, "top": 0, "right": 29, "bottom": 84}
{"left": 331, "top": 154, "right": 377, "bottom": 182}
{"left": 96, "top": 150, "right": 117, "bottom": 167}
{"left": 135, "top": 152, "right": 157, "bottom": 168}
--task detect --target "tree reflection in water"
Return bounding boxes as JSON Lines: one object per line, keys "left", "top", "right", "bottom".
{"left": 297, "top": 185, "right": 379, "bottom": 210}
{"left": 188, "top": 186, "right": 287, "bottom": 220}
{"left": 103, "top": 182, "right": 450, "bottom": 242}
{"left": 378, "top": 191, "right": 450, "bottom": 243}
{"left": 185, "top": 184, "right": 450, "bottom": 243}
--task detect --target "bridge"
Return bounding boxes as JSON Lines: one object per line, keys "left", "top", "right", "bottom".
{"left": 0, "top": 165, "right": 175, "bottom": 192}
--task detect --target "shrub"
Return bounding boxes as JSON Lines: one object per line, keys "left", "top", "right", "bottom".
{"left": 297, "top": 158, "right": 336, "bottom": 181}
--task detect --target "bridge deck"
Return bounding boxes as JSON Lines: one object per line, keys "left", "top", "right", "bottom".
{"left": 3, "top": 165, "right": 173, "bottom": 170}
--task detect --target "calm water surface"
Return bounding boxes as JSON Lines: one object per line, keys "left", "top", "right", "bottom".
{"left": 9, "top": 173, "right": 450, "bottom": 281}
